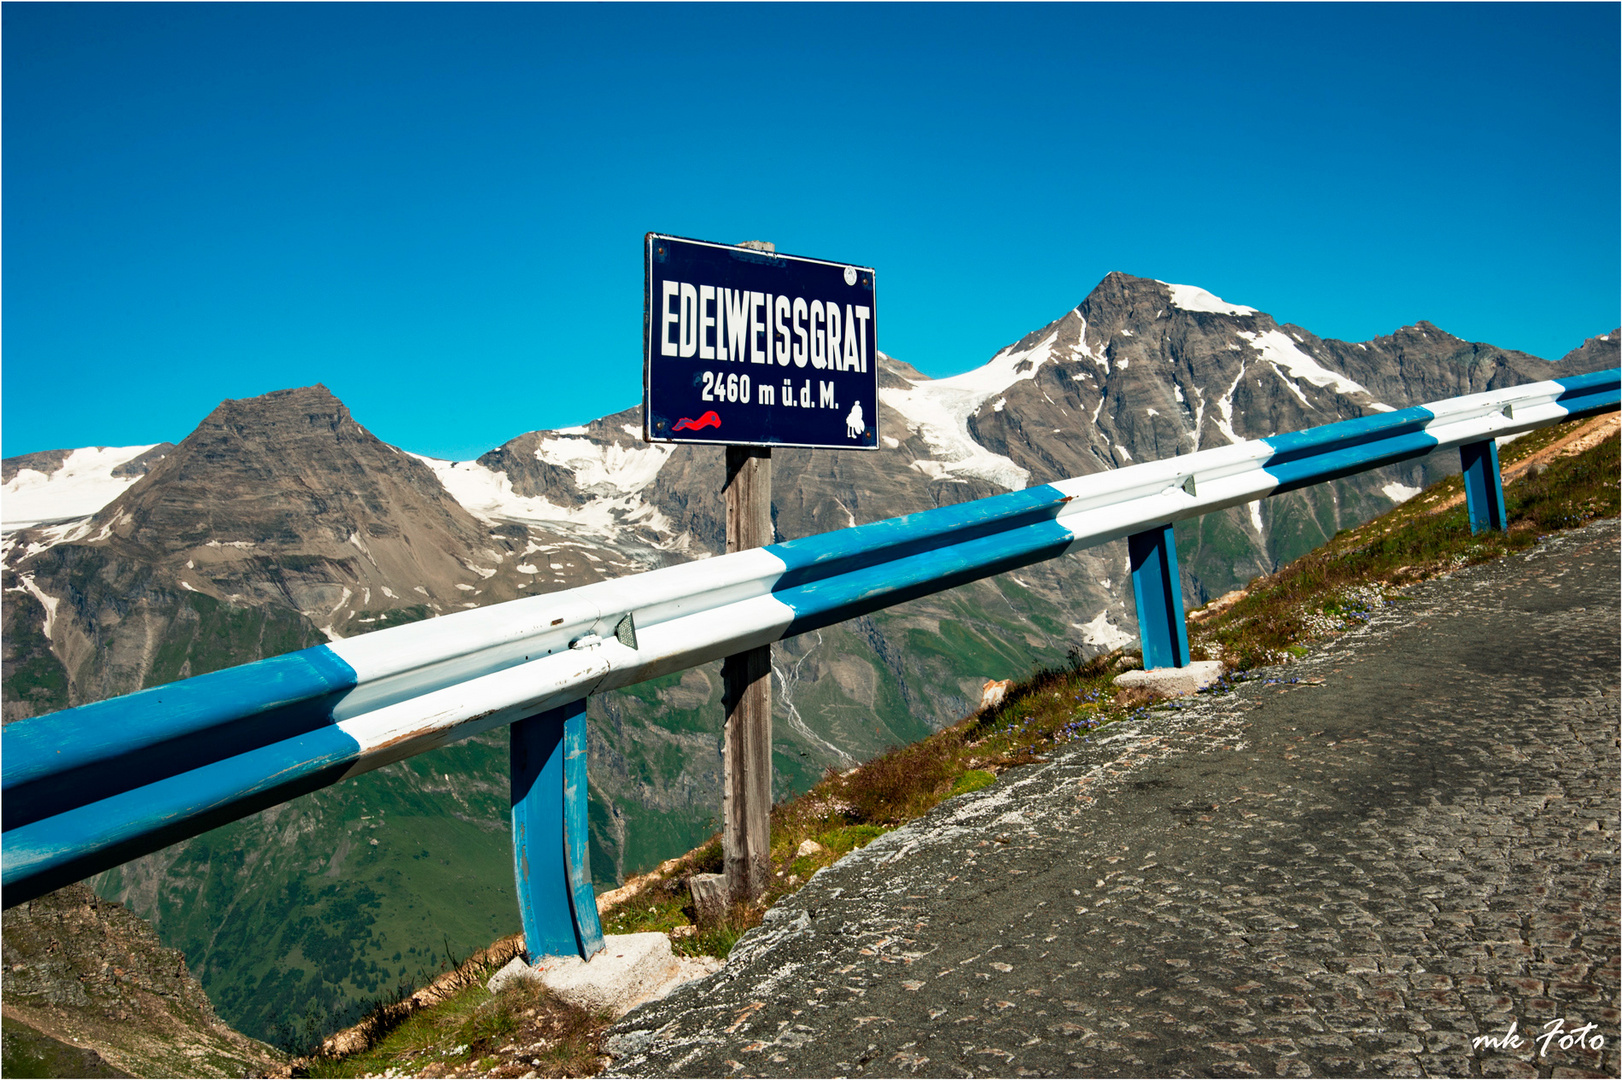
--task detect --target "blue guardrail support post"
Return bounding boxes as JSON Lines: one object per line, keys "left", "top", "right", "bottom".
{"left": 510, "top": 698, "right": 604, "bottom": 962}
{"left": 1459, "top": 439, "right": 1507, "bottom": 534}
{"left": 1128, "top": 524, "right": 1190, "bottom": 670}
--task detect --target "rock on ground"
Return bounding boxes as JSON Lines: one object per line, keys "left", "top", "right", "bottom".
{"left": 488, "top": 934, "right": 721, "bottom": 1018}
{"left": 1113, "top": 659, "right": 1225, "bottom": 697}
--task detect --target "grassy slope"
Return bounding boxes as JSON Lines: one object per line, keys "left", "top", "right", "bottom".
{"left": 586, "top": 572, "right": 1077, "bottom": 888}
{"left": 1194, "top": 417, "right": 1620, "bottom": 670}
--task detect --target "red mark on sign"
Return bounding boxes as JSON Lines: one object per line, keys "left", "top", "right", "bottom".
{"left": 673, "top": 411, "right": 721, "bottom": 432}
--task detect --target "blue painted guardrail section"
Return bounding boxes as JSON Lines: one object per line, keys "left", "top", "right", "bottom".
{"left": 3, "top": 368, "right": 1616, "bottom": 964}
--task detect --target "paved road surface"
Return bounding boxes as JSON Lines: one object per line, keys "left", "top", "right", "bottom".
{"left": 606, "top": 520, "right": 1620, "bottom": 1078}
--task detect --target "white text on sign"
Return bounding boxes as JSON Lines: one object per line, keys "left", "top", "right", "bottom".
{"left": 696, "top": 371, "right": 843, "bottom": 410}
{"left": 660, "top": 281, "right": 871, "bottom": 373}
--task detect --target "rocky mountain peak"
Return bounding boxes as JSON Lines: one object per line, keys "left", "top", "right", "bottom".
{"left": 1558, "top": 329, "right": 1620, "bottom": 369}
{"left": 98, "top": 384, "right": 484, "bottom": 558}
{"left": 1372, "top": 320, "right": 1464, "bottom": 348}
{"left": 1077, "top": 273, "right": 1263, "bottom": 332}
{"left": 4, "top": 385, "right": 550, "bottom": 704}
{"left": 197, "top": 383, "right": 356, "bottom": 443}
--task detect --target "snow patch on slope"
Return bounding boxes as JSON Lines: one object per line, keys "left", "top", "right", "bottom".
{"left": 534, "top": 437, "right": 674, "bottom": 495}
{"left": 412, "top": 454, "right": 674, "bottom": 539}
{"left": 1190, "top": 386, "right": 1207, "bottom": 452}
{"left": 1076, "top": 610, "right": 1133, "bottom": 651}
{"left": 2, "top": 445, "right": 160, "bottom": 532}
{"left": 1213, "top": 364, "right": 1248, "bottom": 445}
{"left": 1382, "top": 482, "right": 1422, "bottom": 504}
{"left": 1237, "top": 330, "right": 1368, "bottom": 397}
{"left": 1069, "top": 323, "right": 1111, "bottom": 372}
{"left": 15, "top": 574, "right": 60, "bottom": 638}
{"left": 1159, "top": 282, "right": 1257, "bottom": 317}
{"left": 1269, "top": 364, "right": 1314, "bottom": 409}
{"left": 2, "top": 519, "right": 99, "bottom": 569}
{"left": 880, "top": 327, "right": 1073, "bottom": 490}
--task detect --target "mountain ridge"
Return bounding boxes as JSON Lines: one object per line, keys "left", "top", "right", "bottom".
{"left": 3, "top": 271, "right": 1615, "bottom": 1050}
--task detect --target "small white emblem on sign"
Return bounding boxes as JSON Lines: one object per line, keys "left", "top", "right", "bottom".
{"left": 844, "top": 266, "right": 858, "bottom": 286}
{"left": 846, "top": 400, "right": 865, "bottom": 439}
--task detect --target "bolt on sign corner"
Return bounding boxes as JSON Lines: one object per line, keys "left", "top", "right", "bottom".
{"left": 644, "top": 233, "right": 878, "bottom": 449}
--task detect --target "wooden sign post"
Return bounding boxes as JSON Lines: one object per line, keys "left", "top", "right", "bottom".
{"left": 643, "top": 233, "right": 878, "bottom": 905}
{"left": 722, "top": 443, "right": 772, "bottom": 902}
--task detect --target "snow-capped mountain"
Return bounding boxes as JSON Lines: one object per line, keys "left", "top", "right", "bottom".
{"left": 5, "top": 273, "right": 1613, "bottom": 718}
{"left": 4, "top": 271, "right": 1613, "bottom": 1046}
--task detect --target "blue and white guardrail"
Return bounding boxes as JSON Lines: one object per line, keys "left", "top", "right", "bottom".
{"left": 4, "top": 369, "right": 1616, "bottom": 929}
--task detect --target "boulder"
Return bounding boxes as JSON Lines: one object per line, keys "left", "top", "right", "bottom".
{"left": 1113, "top": 660, "right": 1225, "bottom": 697}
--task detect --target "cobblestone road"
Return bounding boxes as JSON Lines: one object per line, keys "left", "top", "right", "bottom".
{"left": 607, "top": 520, "right": 1621, "bottom": 1078}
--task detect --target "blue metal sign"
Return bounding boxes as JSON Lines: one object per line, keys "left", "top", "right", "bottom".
{"left": 644, "top": 234, "right": 878, "bottom": 449}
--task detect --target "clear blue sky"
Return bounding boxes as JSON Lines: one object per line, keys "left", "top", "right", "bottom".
{"left": 4, "top": 2, "right": 1617, "bottom": 460}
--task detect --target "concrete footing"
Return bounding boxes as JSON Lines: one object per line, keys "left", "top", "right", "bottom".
{"left": 1113, "top": 660, "right": 1226, "bottom": 697}
{"left": 487, "top": 932, "right": 721, "bottom": 1018}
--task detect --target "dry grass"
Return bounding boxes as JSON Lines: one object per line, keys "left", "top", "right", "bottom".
{"left": 1191, "top": 418, "right": 1618, "bottom": 670}
{"left": 302, "top": 956, "right": 608, "bottom": 1079}
{"left": 591, "top": 645, "right": 1166, "bottom": 963}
